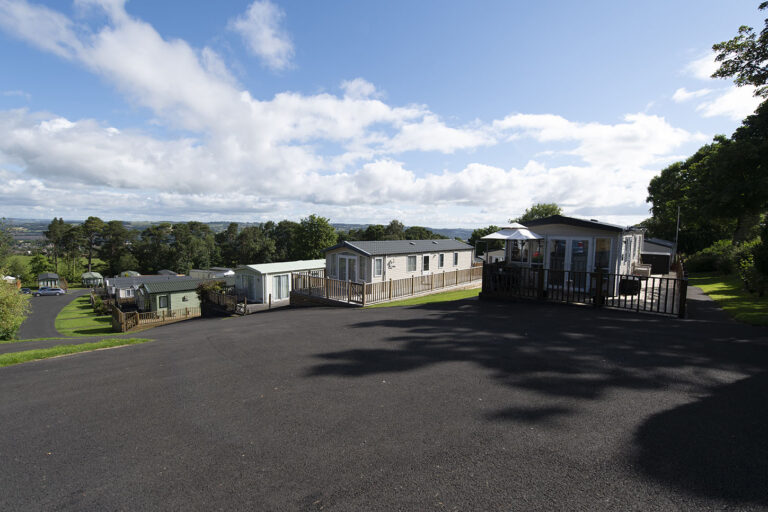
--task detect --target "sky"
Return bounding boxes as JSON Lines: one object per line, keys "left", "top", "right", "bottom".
{"left": 0, "top": 0, "right": 764, "bottom": 228}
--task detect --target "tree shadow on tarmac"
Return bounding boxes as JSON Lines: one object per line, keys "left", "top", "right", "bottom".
{"left": 306, "top": 292, "right": 768, "bottom": 504}
{"left": 633, "top": 371, "right": 768, "bottom": 506}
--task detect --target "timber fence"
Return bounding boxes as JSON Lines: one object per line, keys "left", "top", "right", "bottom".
{"left": 112, "top": 305, "right": 201, "bottom": 332}
{"left": 291, "top": 266, "right": 483, "bottom": 306}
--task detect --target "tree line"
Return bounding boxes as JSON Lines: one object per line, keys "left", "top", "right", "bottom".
{"left": 644, "top": 2, "right": 768, "bottom": 293}
{"left": 32, "top": 215, "right": 448, "bottom": 279}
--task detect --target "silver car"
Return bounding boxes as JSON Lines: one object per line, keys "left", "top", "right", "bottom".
{"left": 34, "top": 287, "right": 66, "bottom": 296}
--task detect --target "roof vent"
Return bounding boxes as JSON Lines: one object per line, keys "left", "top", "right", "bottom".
{"left": 409, "top": 241, "right": 415, "bottom": 245}
{"left": 432, "top": 240, "right": 438, "bottom": 244}
{"left": 590, "top": 219, "right": 598, "bottom": 222}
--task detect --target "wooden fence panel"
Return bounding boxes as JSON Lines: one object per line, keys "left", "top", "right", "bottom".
{"left": 292, "top": 266, "right": 483, "bottom": 306}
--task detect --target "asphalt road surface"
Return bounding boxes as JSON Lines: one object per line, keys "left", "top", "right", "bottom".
{"left": 17, "top": 288, "right": 90, "bottom": 339}
{"left": 1, "top": 290, "right": 766, "bottom": 510}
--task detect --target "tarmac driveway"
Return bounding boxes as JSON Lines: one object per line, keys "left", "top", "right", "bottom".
{"left": 16, "top": 288, "right": 91, "bottom": 339}
{"left": 0, "top": 290, "right": 766, "bottom": 510}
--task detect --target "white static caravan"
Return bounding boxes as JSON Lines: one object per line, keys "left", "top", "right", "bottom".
{"left": 235, "top": 260, "right": 325, "bottom": 303}
{"left": 520, "top": 215, "right": 645, "bottom": 278}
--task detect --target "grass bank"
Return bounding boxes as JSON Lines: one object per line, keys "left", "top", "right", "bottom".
{"left": 0, "top": 338, "right": 152, "bottom": 367}
{"left": 55, "top": 296, "right": 118, "bottom": 336}
{"left": 366, "top": 287, "right": 480, "bottom": 308}
{"left": 689, "top": 273, "right": 768, "bottom": 326}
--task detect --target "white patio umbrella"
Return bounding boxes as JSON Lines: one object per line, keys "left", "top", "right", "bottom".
{"left": 480, "top": 225, "right": 543, "bottom": 263}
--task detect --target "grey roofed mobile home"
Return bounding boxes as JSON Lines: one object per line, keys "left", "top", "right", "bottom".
{"left": 136, "top": 279, "right": 204, "bottom": 312}
{"left": 38, "top": 272, "right": 60, "bottom": 288}
{"left": 81, "top": 271, "right": 104, "bottom": 287}
{"left": 324, "top": 239, "right": 475, "bottom": 284}
{"left": 105, "top": 274, "right": 199, "bottom": 299}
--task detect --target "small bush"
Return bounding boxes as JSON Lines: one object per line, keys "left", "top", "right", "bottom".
{"left": 685, "top": 240, "right": 736, "bottom": 273}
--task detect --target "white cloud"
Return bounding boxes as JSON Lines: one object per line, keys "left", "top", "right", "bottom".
{"left": 0, "top": 0, "right": 709, "bottom": 227}
{"left": 678, "top": 53, "right": 762, "bottom": 120}
{"left": 696, "top": 86, "right": 763, "bottom": 121}
{"left": 228, "top": 0, "right": 293, "bottom": 71}
{"left": 672, "top": 87, "right": 712, "bottom": 102}
{"left": 685, "top": 53, "right": 719, "bottom": 81}
{"left": 341, "top": 78, "right": 380, "bottom": 100}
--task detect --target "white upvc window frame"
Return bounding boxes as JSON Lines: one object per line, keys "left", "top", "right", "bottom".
{"left": 374, "top": 257, "right": 383, "bottom": 277}
{"left": 438, "top": 253, "right": 444, "bottom": 268}
{"left": 453, "top": 252, "right": 459, "bottom": 266}
{"left": 407, "top": 255, "right": 417, "bottom": 272}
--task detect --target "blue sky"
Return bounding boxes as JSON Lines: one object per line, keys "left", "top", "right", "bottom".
{"left": 0, "top": 0, "right": 764, "bottom": 227}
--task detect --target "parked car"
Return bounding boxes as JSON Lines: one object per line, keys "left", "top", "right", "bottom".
{"left": 20, "top": 288, "right": 31, "bottom": 294}
{"left": 34, "top": 287, "right": 66, "bottom": 296}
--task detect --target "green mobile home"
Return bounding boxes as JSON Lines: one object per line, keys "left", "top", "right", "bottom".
{"left": 136, "top": 279, "right": 203, "bottom": 312}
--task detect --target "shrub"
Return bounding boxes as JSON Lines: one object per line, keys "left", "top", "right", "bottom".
{"left": 685, "top": 240, "right": 737, "bottom": 273}
{"left": 196, "top": 280, "right": 224, "bottom": 301}
{"left": 0, "top": 279, "right": 30, "bottom": 340}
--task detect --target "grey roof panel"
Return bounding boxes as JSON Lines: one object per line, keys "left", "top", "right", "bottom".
{"left": 142, "top": 279, "right": 205, "bottom": 294}
{"left": 327, "top": 239, "right": 473, "bottom": 256}
{"left": 106, "top": 275, "right": 198, "bottom": 289}
{"left": 525, "top": 215, "right": 629, "bottom": 232}
{"left": 38, "top": 273, "right": 59, "bottom": 279}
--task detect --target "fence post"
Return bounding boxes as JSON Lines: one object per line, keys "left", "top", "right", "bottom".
{"left": 362, "top": 284, "right": 367, "bottom": 306}
{"left": 325, "top": 277, "right": 329, "bottom": 298}
{"left": 594, "top": 269, "right": 604, "bottom": 307}
{"left": 431, "top": 274, "right": 434, "bottom": 291}
{"left": 348, "top": 281, "right": 352, "bottom": 303}
{"left": 537, "top": 268, "right": 545, "bottom": 298}
{"left": 678, "top": 276, "right": 688, "bottom": 318}
{"left": 411, "top": 275, "right": 415, "bottom": 296}
{"left": 442, "top": 270, "right": 445, "bottom": 289}
{"left": 269, "top": 293, "right": 272, "bottom": 309}
{"left": 389, "top": 279, "right": 392, "bottom": 300}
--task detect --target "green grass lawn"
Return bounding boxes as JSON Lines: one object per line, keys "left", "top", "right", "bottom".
{"left": 0, "top": 338, "right": 152, "bottom": 367}
{"left": 54, "top": 296, "right": 119, "bottom": 336}
{"left": 689, "top": 273, "right": 768, "bottom": 326}
{"left": 366, "top": 287, "right": 481, "bottom": 308}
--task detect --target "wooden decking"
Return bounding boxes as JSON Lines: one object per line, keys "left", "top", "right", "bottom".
{"left": 291, "top": 267, "right": 484, "bottom": 306}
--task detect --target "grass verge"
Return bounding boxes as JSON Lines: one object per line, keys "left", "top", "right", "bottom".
{"left": 55, "top": 296, "right": 120, "bottom": 336}
{"left": 366, "top": 287, "right": 480, "bottom": 308}
{"left": 689, "top": 272, "right": 768, "bottom": 326}
{"left": 0, "top": 338, "right": 152, "bottom": 367}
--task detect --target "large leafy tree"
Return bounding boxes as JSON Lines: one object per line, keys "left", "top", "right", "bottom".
{"left": 512, "top": 203, "right": 562, "bottom": 224}
{"left": 215, "top": 222, "right": 240, "bottom": 267}
{"left": 171, "top": 222, "right": 217, "bottom": 274}
{"left": 44, "top": 218, "right": 68, "bottom": 273}
{"left": 267, "top": 220, "right": 300, "bottom": 261}
{"left": 134, "top": 223, "right": 174, "bottom": 273}
{"left": 28, "top": 252, "right": 53, "bottom": 278}
{"left": 99, "top": 221, "right": 136, "bottom": 276}
{"left": 403, "top": 226, "right": 445, "bottom": 240}
{"left": 0, "top": 218, "right": 12, "bottom": 266}
{"left": 294, "top": 215, "right": 338, "bottom": 260}
{"left": 646, "top": 139, "right": 736, "bottom": 253}
{"left": 81, "top": 216, "right": 104, "bottom": 273}
{"left": 384, "top": 220, "right": 405, "bottom": 240}
{"left": 237, "top": 225, "right": 276, "bottom": 264}
{"left": 469, "top": 226, "right": 503, "bottom": 254}
{"left": 60, "top": 224, "right": 84, "bottom": 282}
{"left": 712, "top": 2, "right": 768, "bottom": 98}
